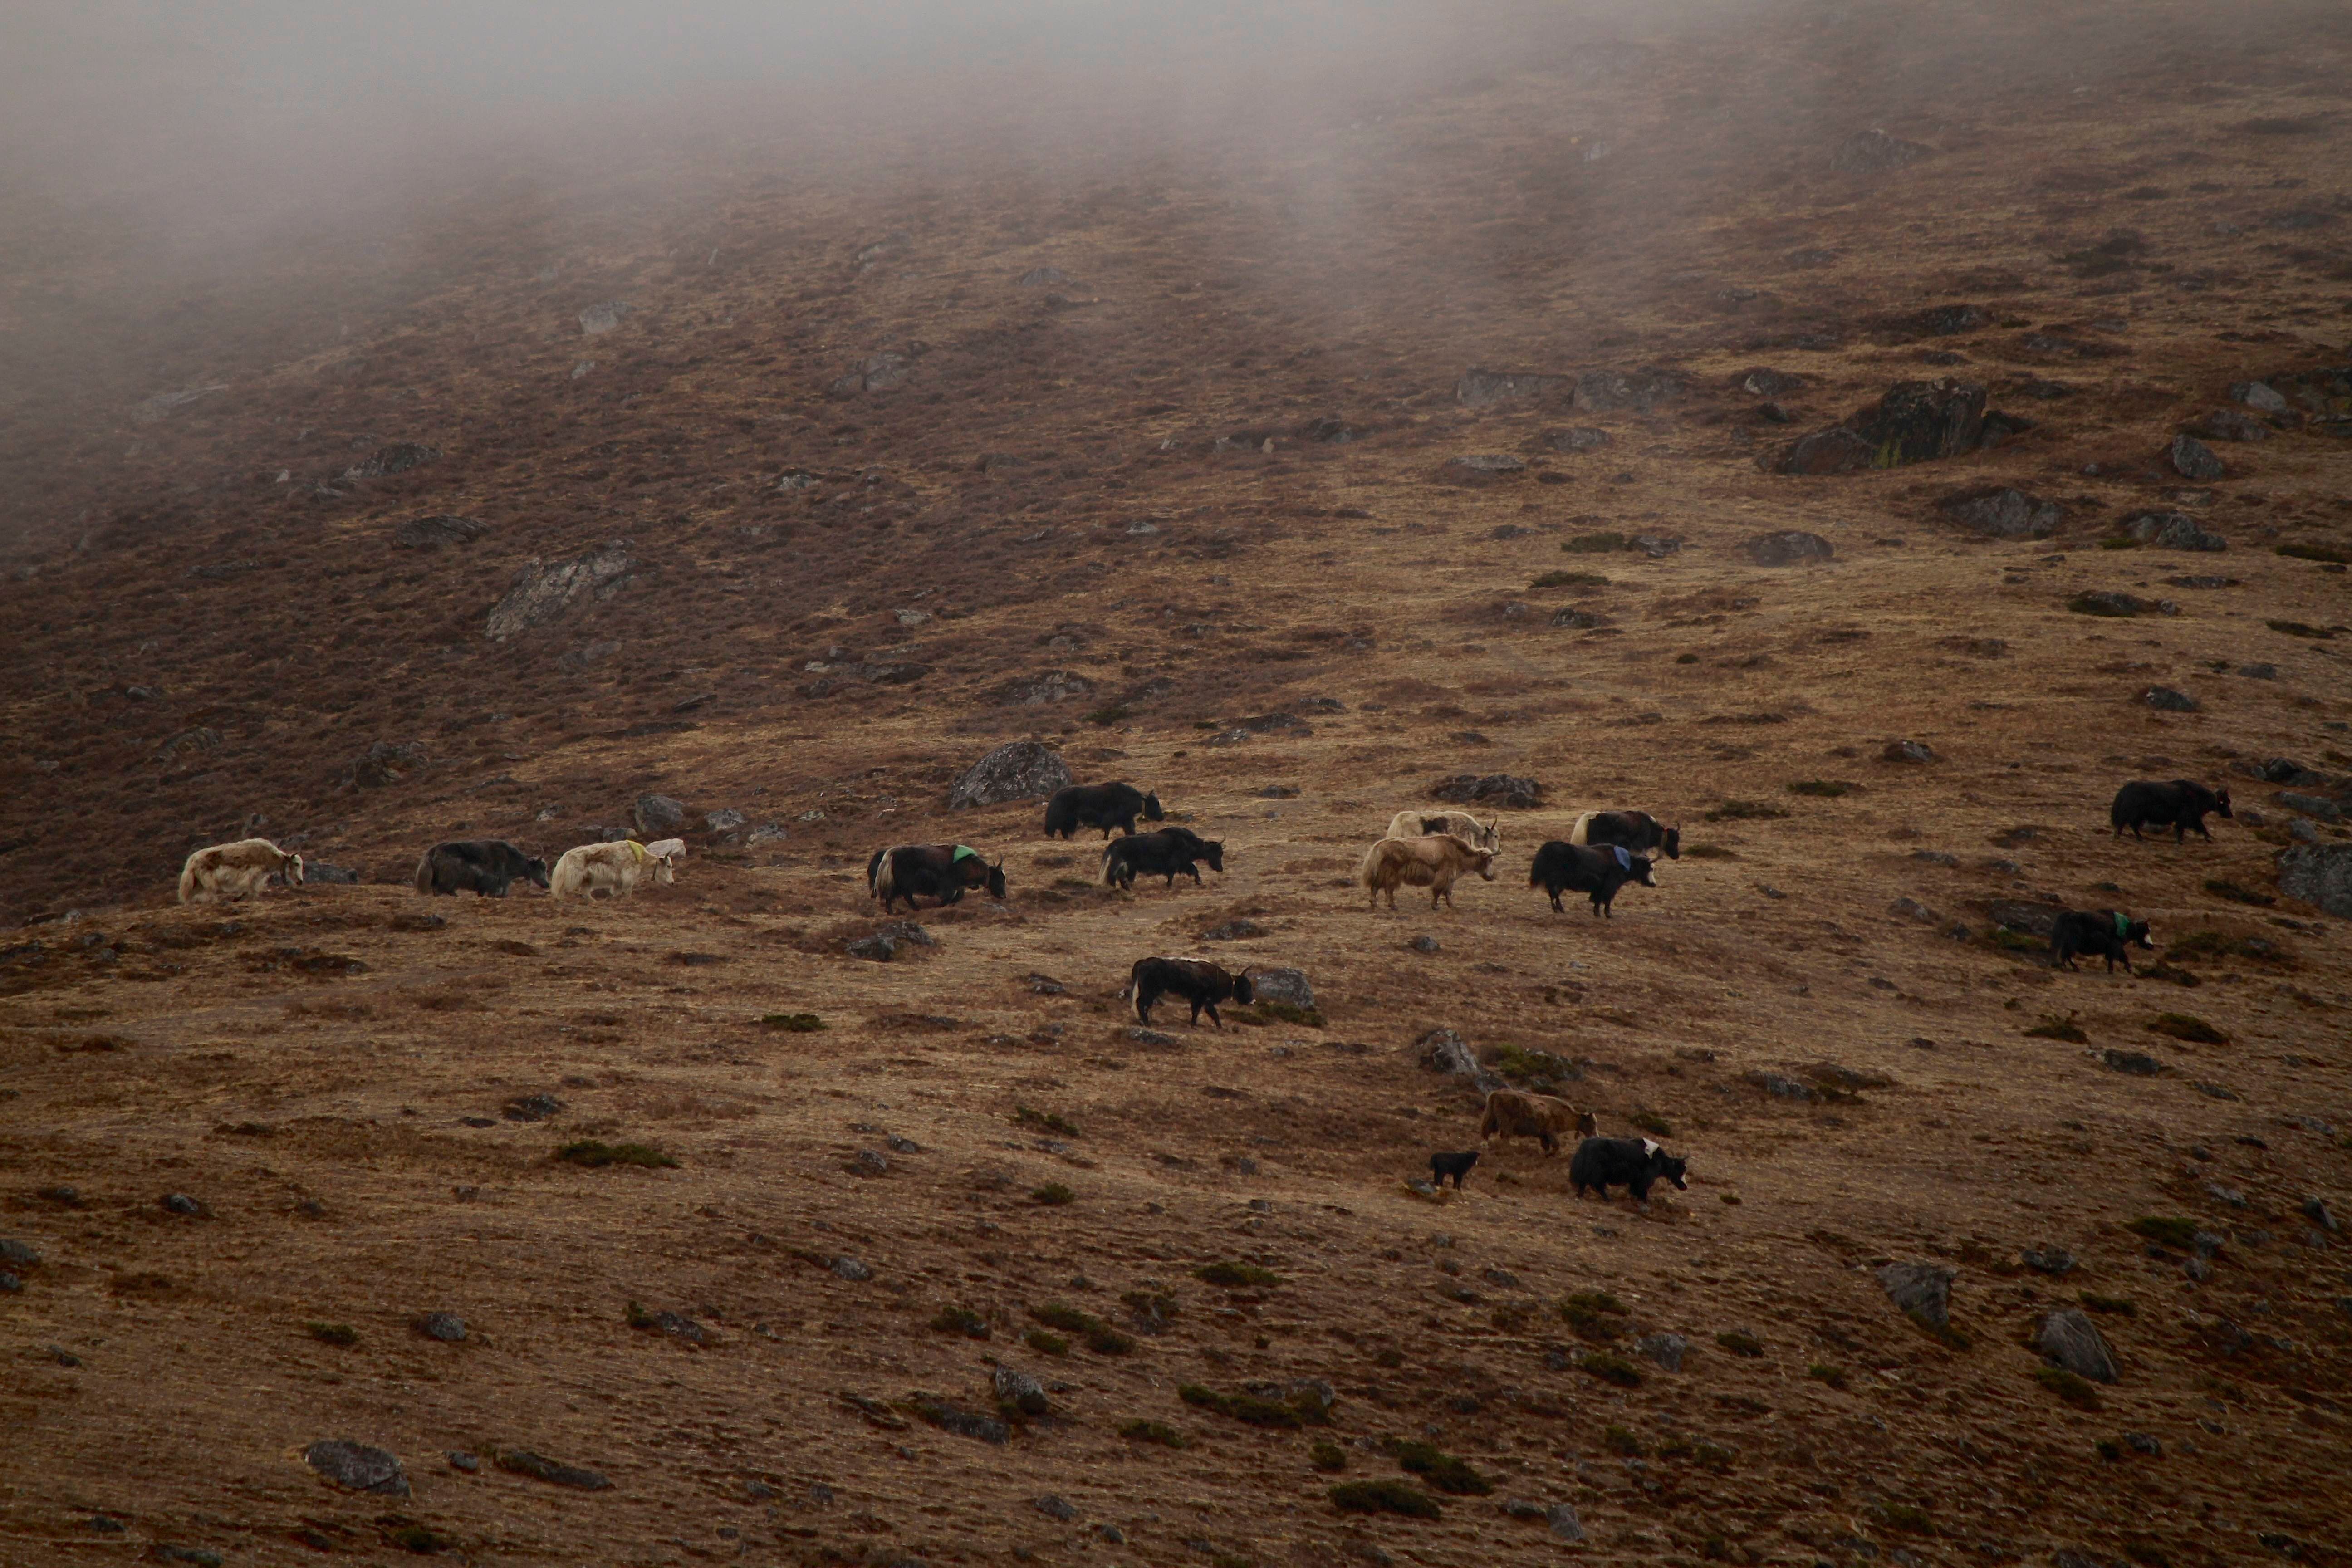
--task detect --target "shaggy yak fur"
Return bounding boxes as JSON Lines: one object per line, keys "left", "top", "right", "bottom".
{"left": 866, "top": 843, "right": 1006, "bottom": 912}
{"left": 1569, "top": 808, "right": 1681, "bottom": 861}
{"left": 178, "top": 838, "right": 304, "bottom": 904}
{"left": 1128, "top": 956, "right": 1254, "bottom": 1028}
{"left": 413, "top": 840, "right": 549, "bottom": 897}
{"left": 548, "top": 839, "right": 679, "bottom": 900}
{"left": 2050, "top": 908, "right": 2156, "bottom": 973}
{"left": 2109, "top": 779, "right": 2231, "bottom": 843}
{"left": 1103, "top": 827, "right": 1224, "bottom": 890}
{"left": 1383, "top": 810, "right": 1502, "bottom": 853}
{"left": 1529, "top": 840, "right": 1657, "bottom": 916}
{"left": 1044, "top": 783, "right": 1164, "bottom": 840}
{"left": 1429, "top": 1150, "right": 1481, "bottom": 1190}
{"left": 1358, "top": 833, "right": 1498, "bottom": 910}
{"left": 1569, "top": 1137, "right": 1690, "bottom": 1203}
{"left": 1478, "top": 1089, "right": 1599, "bottom": 1155}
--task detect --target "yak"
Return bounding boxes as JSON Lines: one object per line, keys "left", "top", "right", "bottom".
{"left": 1044, "top": 783, "right": 1164, "bottom": 840}
{"left": 2110, "top": 779, "right": 2232, "bottom": 843}
{"left": 1569, "top": 809, "right": 1681, "bottom": 861}
{"left": 1358, "top": 833, "right": 1497, "bottom": 910}
{"left": 867, "top": 844, "right": 1007, "bottom": 912}
{"left": 1128, "top": 956, "right": 1254, "bottom": 1028}
{"left": 178, "top": 838, "right": 304, "bottom": 904}
{"left": 1479, "top": 1089, "right": 1599, "bottom": 1156}
{"left": 549, "top": 839, "right": 679, "bottom": 900}
{"left": 413, "top": 840, "right": 549, "bottom": 898}
{"left": 1103, "top": 827, "right": 1223, "bottom": 890}
{"left": 2050, "top": 908, "right": 2156, "bottom": 974}
{"left": 1569, "top": 1137, "right": 1690, "bottom": 1204}
{"left": 1529, "top": 840, "right": 1656, "bottom": 917}
{"left": 1382, "top": 810, "right": 1501, "bottom": 854}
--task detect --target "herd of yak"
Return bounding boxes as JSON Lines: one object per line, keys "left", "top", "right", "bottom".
{"left": 161, "top": 773, "right": 2233, "bottom": 1201}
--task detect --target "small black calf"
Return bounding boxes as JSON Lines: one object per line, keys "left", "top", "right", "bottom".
{"left": 1130, "top": 956, "right": 1254, "bottom": 1028}
{"left": 2050, "top": 908, "right": 2155, "bottom": 974}
{"left": 1568, "top": 1137, "right": 1689, "bottom": 1203}
{"left": 1429, "top": 1150, "right": 1480, "bottom": 1190}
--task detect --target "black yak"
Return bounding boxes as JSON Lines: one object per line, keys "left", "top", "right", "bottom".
{"left": 1529, "top": 841, "right": 1656, "bottom": 916}
{"left": 2050, "top": 908, "right": 2155, "bottom": 974}
{"left": 1044, "top": 782, "right": 1164, "bottom": 840}
{"left": 413, "top": 840, "right": 549, "bottom": 897}
{"left": 1128, "top": 956, "right": 1253, "bottom": 1028}
{"left": 1569, "top": 1137, "right": 1689, "bottom": 1203}
{"left": 2109, "top": 779, "right": 2231, "bottom": 843}
{"left": 1103, "top": 827, "right": 1223, "bottom": 890}
{"left": 1569, "top": 809, "right": 1680, "bottom": 861}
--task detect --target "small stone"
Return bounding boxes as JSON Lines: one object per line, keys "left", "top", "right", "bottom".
{"left": 304, "top": 1439, "right": 410, "bottom": 1496}
{"left": 0, "top": 1273, "right": 19, "bottom": 1293}
{"left": 2123, "top": 510, "right": 2227, "bottom": 551}
{"left": 2141, "top": 686, "right": 2200, "bottom": 713}
{"left": 830, "top": 1256, "right": 872, "bottom": 1282}
{"left": 415, "top": 1312, "right": 467, "bottom": 1342}
{"left": 496, "top": 1449, "right": 611, "bottom": 1489}
{"left": 633, "top": 794, "right": 689, "bottom": 835}
{"left": 1748, "top": 1071, "right": 1816, "bottom": 1101}
{"left": 2124, "top": 1431, "right": 2161, "bottom": 1455}
{"left": 447, "top": 1450, "right": 480, "bottom": 1472}
{"left": 913, "top": 1396, "right": 1010, "bottom": 1444}
{"left": 2303, "top": 1198, "right": 2339, "bottom": 1232}
{"left": 0, "top": 1239, "right": 40, "bottom": 1267}
{"left": 1883, "top": 740, "right": 1937, "bottom": 764}
{"left": 1890, "top": 897, "right": 1940, "bottom": 923}
{"left": 848, "top": 1149, "right": 889, "bottom": 1177}
{"left": 1124, "top": 1027, "right": 1178, "bottom": 1047}
{"left": 1940, "top": 487, "right": 2063, "bottom": 539}
{"left": 160, "top": 1193, "right": 200, "bottom": 1216}
{"left": 502, "top": 1093, "right": 564, "bottom": 1123}
{"left": 1407, "top": 935, "right": 1440, "bottom": 953}
{"left": 1421, "top": 1028, "right": 1504, "bottom": 1093}
{"left": 1744, "top": 530, "right": 1835, "bottom": 567}
{"left": 37, "top": 1186, "right": 80, "bottom": 1206}
{"left": 2101, "top": 1050, "right": 2163, "bottom": 1077}
{"left": 995, "top": 1365, "right": 1051, "bottom": 1416}
{"left": 2020, "top": 1247, "right": 2076, "bottom": 1276}
{"left": 886, "top": 1134, "right": 922, "bottom": 1154}
{"left": 2169, "top": 433, "right": 2225, "bottom": 480}
{"left": 2036, "top": 1308, "right": 2117, "bottom": 1383}
{"left": 1033, "top": 1494, "right": 1077, "bottom": 1522}
{"left": 1246, "top": 967, "right": 1314, "bottom": 1008}
{"left": 1875, "top": 1261, "right": 1955, "bottom": 1328}
{"left": 1549, "top": 1503, "right": 1587, "bottom": 1542}
{"left": 1637, "top": 1333, "right": 1688, "bottom": 1372}
{"left": 2239, "top": 663, "right": 2277, "bottom": 680}
{"left": 1097, "top": 1523, "right": 1127, "bottom": 1544}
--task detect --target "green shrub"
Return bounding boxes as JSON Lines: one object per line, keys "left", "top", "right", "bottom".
{"left": 2148, "top": 1013, "right": 2228, "bottom": 1044}
{"left": 1603, "top": 1425, "right": 1645, "bottom": 1457}
{"left": 2097, "top": 536, "right": 2141, "bottom": 551}
{"left": 1029, "top": 1303, "right": 1132, "bottom": 1354}
{"left": 1705, "top": 800, "right": 1789, "bottom": 822}
{"left": 2267, "top": 619, "right": 2337, "bottom": 639}
{"left": 1252, "top": 1000, "right": 1325, "bottom": 1028}
{"left": 1329, "top": 1480, "right": 1441, "bottom": 1518}
{"left": 2024, "top": 1013, "right": 2087, "bottom": 1043}
{"left": 1031, "top": 1183, "right": 1075, "bottom": 1206}
{"left": 2202, "top": 878, "right": 2274, "bottom": 907}
{"left": 1676, "top": 652, "right": 1700, "bottom": 664}
{"left": 1013, "top": 1104, "right": 1080, "bottom": 1137}
{"left": 1715, "top": 1331, "right": 1763, "bottom": 1357}
{"left": 2129, "top": 1216, "right": 2199, "bottom": 1250}
{"left": 1533, "top": 569, "right": 1612, "bottom": 588}
{"left": 1195, "top": 1261, "right": 1284, "bottom": 1289}
{"left": 2070, "top": 593, "right": 2141, "bottom": 618}
{"left": 930, "top": 1306, "right": 989, "bottom": 1339}
{"left": 390, "top": 1525, "right": 455, "bottom": 1553}
{"left": 305, "top": 1321, "right": 358, "bottom": 1347}
{"left": 555, "top": 1140, "right": 676, "bottom": 1169}
{"left": 1310, "top": 1440, "right": 1348, "bottom": 1473}
{"left": 1988, "top": 927, "right": 2042, "bottom": 953}
{"left": 1787, "top": 779, "right": 1853, "bottom": 798}
{"left": 2278, "top": 542, "right": 2351, "bottom": 564}
{"left": 1491, "top": 1043, "right": 1575, "bottom": 1083}
{"left": 1118, "top": 1419, "right": 1187, "bottom": 1447}
{"left": 1681, "top": 843, "right": 1737, "bottom": 859}
{"left": 1808, "top": 1362, "right": 1847, "bottom": 1389}
{"left": 1563, "top": 531, "right": 1629, "bottom": 554}
{"left": 761, "top": 1013, "right": 823, "bottom": 1031}
{"left": 1880, "top": 1503, "right": 1935, "bottom": 1535}
{"left": 1180, "top": 1383, "right": 1310, "bottom": 1428}
{"left": 2079, "top": 1293, "right": 2137, "bottom": 1316}
{"left": 1581, "top": 1351, "right": 1644, "bottom": 1387}
{"left": 1389, "top": 1439, "right": 1492, "bottom": 1495}
{"left": 2036, "top": 1366, "right": 2101, "bottom": 1408}
{"left": 1630, "top": 1109, "right": 1673, "bottom": 1137}
{"left": 1024, "top": 1328, "right": 1069, "bottom": 1356}
{"left": 1084, "top": 705, "right": 1131, "bottom": 726}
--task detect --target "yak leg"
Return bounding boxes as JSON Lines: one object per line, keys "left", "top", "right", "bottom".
{"left": 1205, "top": 1001, "right": 1222, "bottom": 1029}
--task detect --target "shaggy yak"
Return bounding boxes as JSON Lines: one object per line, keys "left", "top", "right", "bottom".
{"left": 1569, "top": 1137, "right": 1690, "bottom": 1204}
{"left": 2109, "top": 779, "right": 2232, "bottom": 843}
{"left": 866, "top": 844, "right": 1007, "bottom": 912}
{"left": 1128, "top": 956, "right": 1254, "bottom": 1028}
{"left": 1358, "top": 833, "right": 1498, "bottom": 910}
{"left": 2050, "top": 908, "right": 2156, "bottom": 974}
{"left": 1478, "top": 1088, "right": 1599, "bottom": 1155}
{"left": 548, "top": 839, "right": 679, "bottom": 900}
{"left": 177, "top": 838, "right": 304, "bottom": 904}
{"left": 1044, "top": 783, "right": 1165, "bottom": 840}
{"left": 1103, "top": 827, "right": 1224, "bottom": 890}
{"left": 413, "top": 840, "right": 549, "bottom": 897}
{"left": 1382, "top": 810, "right": 1502, "bottom": 854}
{"left": 1568, "top": 808, "right": 1681, "bottom": 861}
{"left": 1529, "top": 841, "right": 1656, "bottom": 916}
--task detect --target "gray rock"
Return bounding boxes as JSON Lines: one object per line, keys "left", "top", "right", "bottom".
{"left": 1833, "top": 128, "right": 1931, "bottom": 175}
{"left": 1890, "top": 897, "right": 1939, "bottom": 923}
{"left": 1542, "top": 426, "right": 1611, "bottom": 452}
{"left": 2185, "top": 407, "right": 2271, "bottom": 443}
{"left": 1124, "top": 1026, "right": 1178, "bottom": 1047}
{"left": 1203, "top": 919, "right": 1265, "bottom": 941}
{"left": 1548, "top": 1502, "right": 1587, "bottom": 1542}
{"left": 2231, "top": 380, "right": 2289, "bottom": 412}
{"left": 1940, "top": 487, "right": 2063, "bottom": 539}
{"left": 2124, "top": 1431, "right": 2161, "bottom": 1455}
{"left": 1747, "top": 1071, "right": 1816, "bottom": 1101}
{"left": 848, "top": 1150, "right": 889, "bottom": 1178}
{"left": 2036, "top": 1308, "right": 2117, "bottom": 1383}
{"left": 996, "top": 670, "right": 1095, "bottom": 706}
{"left": 305, "top": 1439, "right": 410, "bottom": 1496}
{"left": 0, "top": 1273, "right": 19, "bottom": 1293}
{"left": 502, "top": 1093, "right": 563, "bottom": 1123}
{"left": 1986, "top": 900, "right": 2060, "bottom": 938}
{"left": 2291, "top": 819, "right": 2323, "bottom": 844}
{"left": 948, "top": 740, "right": 1074, "bottom": 809}
{"left": 2303, "top": 1198, "right": 2339, "bottom": 1232}
{"left": 1033, "top": 1494, "right": 1076, "bottom": 1521}
{"left": 1744, "top": 530, "right": 1835, "bottom": 566}
{"left": 1408, "top": 935, "right": 1440, "bottom": 953}
{"left": 303, "top": 862, "right": 359, "bottom": 884}
{"left": 912, "top": 1396, "right": 1009, "bottom": 1444}
{"left": 1911, "top": 849, "right": 1958, "bottom": 865}
{"left": 578, "top": 301, "right": 630, "bottom": 335}
{"left": 1018, "top": 267, "right": 1072, "bottom": 288}
{"left": 2125, "top": 510, "right": 2227, "bottom": 551}
{"left": 350, "top": 740, "right": 428, "bottom": 789}
{"left": 830, "top": 1255, "right": 873, "bottom": 1282}
{"left": 447, "top": 1450, "right": 480, "bottom": 1472}
{"left": 1421, "top": 1029, "right": 1504, "bottom": 1093}
{"left": 2102, "top": 1050, "right": 2164, "bottom": 1076}
{"left": 2141, "top": 687, "right": 2200, "bottom": 713}
{"left": 497, "top": 1449, "right": 611, "bottom": 1489}
{"left": 704, "top": 808, "right": 747, "bottom": 834}
{"left": 2278, "top": 843, "right": 2352, "bottom": 916}
{"left": 994, "top": 1365, "right": 1051, "bottom": 1416}
{"left": 1441, "top": 453, "right": 1529, "bottom": 484}
{"left": 829, "top": 353, "right": 907, "bottom": 396}
{"left": 392, "top": 514, "right": 486, "bottom": 551}
{"left": 2169, "top": 433, "right": 2225, "bottom": 480}
{"left": 1430, "top": 773, "right": 1543, "bottom": 809}
{"left": 1455, "top": 368, "right": 1571, "bottom": 407}
{"left": 1637, "top": 1332, "right": 1688, "bottom": 1371}
{"left": 342, "top": 442, "right": 441, "bottom": 481}
{"left": 633, "top": 794, "right": 688, "bottom": 835}
{"left": 1551, "top": 608, "right": 1606, "bottom": 629}
{"left": 0, "top": 1239, "right": 41, "bottom": 1267}
{"left": 1247, "top": 967, "right": 1314, "bottom": 1009}
{"left": 2020, "top": 1247, "right": 2075, "bottom": 1276}
{"left": 1574, "top": 368, "right": 1683, "bottom": 414}
{"left": 161, "top": 1193, "right": 201, "bottom": 1216}
{"left": 886, "top": 1134, "right": 922, "bottom": 1154}
{"left": 2239, "top": 663, "right": 2277, "bottom": 680}
{"left": 2278, "top": 792, "right": 2343, "bottom": 821}
{"left": 1884, "top": 740, "right": 1937, "bottom": 764}
{"left": 1874, "top": 1261, "right": 1955, "bottom": 1328}
{"left": 416, "top": 1313, "right": 467, "bottom": 1342}
{"left": 485, "top": 540, "right": 633, "bottom": 640}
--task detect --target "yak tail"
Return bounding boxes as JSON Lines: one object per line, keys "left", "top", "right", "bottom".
{"left": 176, "top": 857, "right": 199, "bottom": 905}
{"left": 1101, "top": 842, "right": 1123, "bottom": 886}
{"left": 412, "top": 852, "right": 435, "bottom": 895}
{"left": 1356, "top": 841, "right": 1391, "bottom": 890}
{"left": 1567, "top": 810, "right": 1597, "bottom": 846}
{"left": 871, "top": 848, "right": 899, "bottom": 902}
{"left": 1477, "top": 1095, "right": 1500, "bottom": 1142}
{"left": 866, "top": 848, "right": 887, "bottom": 892}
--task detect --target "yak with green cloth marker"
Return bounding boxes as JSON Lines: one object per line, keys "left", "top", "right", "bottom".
{"left": 866, "top": 842, "right": 1008, "bottom": 912}
{"left": 2049, "top": 906, "right": 2155, "bottom": 975}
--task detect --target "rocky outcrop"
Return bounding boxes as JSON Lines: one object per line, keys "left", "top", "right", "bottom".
{"left": 1775, "top": 380, "right": 2024, "bottom": 474}
{"left": 1744, "top": 531, "right": 1835, "bottom": 566}
{"left": 485, "top": 541, "right": 632, "bottom": 640}
{"left": 2278, "top": 842, "right": 2352, "bottom": 916}
{"left": 1940, "top": 488, "right": 2063, "bottom": 540}
{"left": 1455, "top": 368, "right": 1570, "bottom": 407}
{"left": 948, "top": 741, "right": 1073, "bottom": 809}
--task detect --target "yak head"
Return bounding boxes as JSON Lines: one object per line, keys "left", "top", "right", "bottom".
{"left": 985, "top": 860, "right": 1009, "bottom": 899}
{"left": 2213, "top": 786, "right": 2233, "bottom": 818}
{"left": 284, "top": 853, "right": 306, "bottom": 887}
{"left": 1629, "top": 854, "right": 1659, "bottom": 887}
{"left": 525, "top": 858, "right": 552, "bottom": 889}
{"left": 2125, "top": 917, "right": 2155, "bottom": 950}
{"left": 1230, "top": 973, "right": 1256, "bottom": 1006}
{"left": 1143, "top": 792, "right": 1166, "bottom": 822}
{"left": 1202, "top": 840, "right": 1225, "bottom": 873}
{"left": 1660, "top": 825, "right": 1682, "bottom": 860}
{"left": 1471, "top": 848, "right": 1498, "bottom": 881}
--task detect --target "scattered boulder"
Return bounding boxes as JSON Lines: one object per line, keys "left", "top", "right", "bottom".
{"left": 830, "top": 1256, "right": 873, "bottom": 1281}
{"left": 0, "top": 1240, "right": 40, "bottom": 1267}
{"left": 911, "top": 1395, "right": 1009, "bottom": 1444}
{"left": 502, "top": 1093, "right": 563, "bottom": 1123}
{"left": 2278, "top": 843, "right": 2352, "bottom": 916}
{"left": 1248, "top": 968, "right": 1315, "bottom": 1009}
{"left": 1439, "top": 453, "right": 1527, "bottom": 484}
{"left": 1408, "top": 935, "right": 1440, "bottom": 954}
{"left": 578, "top": 302, "right": 629, "bottom": 335}
{"left": 1833, "top": 128, "right": 1931, "bottom": 175}
{"left": 2020, "top": 1247, "right": 2076, "bottom": 1276}
{"left": 2123, "top": 511, "right": 2227, "bottom": 551}
{"left": 1573, "top": 368, "right": 1683, "bottom": 414}
{"left": 1548, "top": 1504, "right": 1587, "bottom": 1542}
{"left": 2230, "top": 380, "right": 2290, "bottom": 412}
{"left": 415, "top": 1313, "right": 467, "bottom": 1342}
{"left": 1940, "top": 487, "right": 2063, "bottom": 540}
{"left": 2036, "top": 1309, "right": 2117, "bottom": 1383}
{"left": 2185, "top": 408, "right": 2271, "bottom": 443}
{"left": 2068, "top": 591, "right": 2161, "bottom": 618}
{"left": 1883, "top": 740, "right": 1936, "bottom": 764}
{"left": 1637, "top": 1333, "right": 1687, "bottom": 1372}
{"left": 1777, "top": 426, "right": 1877, "bottom": 474}
{"left": 1421, "top": 1029, "right": 1504, "bottom": 1094}
{"left": 948, "top": 740, "right": 1074, "bottom": 809}
{"left": 2141, "top": 687, "right": 2200, "bottom": 713}
{"left": 633, "top": 795, "right": 688, "bottom": 835}
{"left": 1033, "top": 1494, "right": 1076, "bottom": 1522}
{"left": 349, "top": 740, "right": 428, "bottom": 789}
{"left": 1431, "top": 774, "right": 1544, "bottom": 808}
{"left": 1455, "top": 368, "right": 1571, "bottom": 407}
{"left": 304, "top": 1441, "right": 410, "bottom": 1497}
{"left": 1017, "top": 267, "right": 1072, "bottom": 288}
{"left": 1775, "top": 380, "right": 2015, "bottom": 474}
{"left": 1987, "top": 900, "right": 2061, "bottom": 938}
{"left": 1747, "top": 1071, "right": 1815, "bottom": 1101}
{"left": 995, "top": 1366, "right": 1052, "bottom": 1416}
{"left": 1736, "top": 368, "right": 1806, "bottom": 396}
{"left": 1541, "top": 427, "right": 1611, "bottom": 452}
{"left": 996, "top": 671, "right": 1096, "bottom": 706}
{"left": 392, "top": 515, "right": 486, "bottom": 551}
{"left": 2101, "top": 1049, "right": 2163, "bottom": 1076}
{"left": 485, "top": 540, "right": 632, "bottom": 640}
{"left": 1890, "top": 897, "right": 1939, "bottom": 923}
{"left": 343, "top": 442, "right": 441, "bottom": 480}
{"left": 497, "top": 1450, "right": 611, "bottom": 1489}
{"left": 2278, "top": 793, "right": 2343, "bottom": 821}
{"left": 829, "top": 354, "right": 908, "bottom": 396}
{"left": 2169, "top": 433, "right": 2225, "bottom": 481}
{"left": 1744, "top": 531, "right": 1835, "bottom": 566}
{"left": 705, "top": 808, "right": 747, "bottom": 835}
{"left": 304, "top": 862, "right": 359, "bottom": 884}
{"left": 1874, "top": 1261, "right": 1955, "bottom": 1329}
{"left": 160, "top": 1192, "right": 202, "bottom": 1216}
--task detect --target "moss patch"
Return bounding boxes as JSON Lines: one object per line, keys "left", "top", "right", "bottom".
{"left": 1329, "top": 1479, "right": 1441, "bottom": 1519}
{"left": 2148, "top": 1012, "right": 2228, "bottom": 1044}
{"left": 554, "top": 1140, "right": 676, "bottom": 1169}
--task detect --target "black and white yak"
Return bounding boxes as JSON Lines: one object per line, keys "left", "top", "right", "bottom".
{"left": 867, "top": 843, "right": 1008, "bottom": 912}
